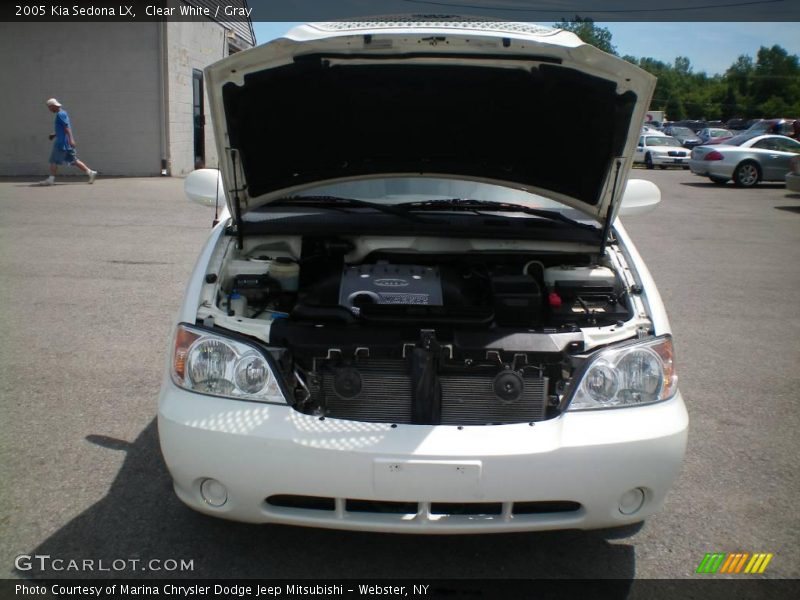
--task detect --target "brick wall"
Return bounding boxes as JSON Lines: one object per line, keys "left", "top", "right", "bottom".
{"left": 165, "top": 20, "right": 227, "bottom": 176}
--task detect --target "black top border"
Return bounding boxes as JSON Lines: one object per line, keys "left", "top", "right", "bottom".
{"left": 3, "top": 0, "right": 800, "bottom": 23}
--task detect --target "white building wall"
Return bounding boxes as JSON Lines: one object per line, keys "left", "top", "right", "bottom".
{"left": 0, "top": 23, "right": 162, "bottom": 176}
{"left": 166, "top": 21, "right": 228, "bottom": 176}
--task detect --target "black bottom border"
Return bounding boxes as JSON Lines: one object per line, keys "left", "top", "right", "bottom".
{"left": 4, "top": 579, "right": 800, "bottom": 600}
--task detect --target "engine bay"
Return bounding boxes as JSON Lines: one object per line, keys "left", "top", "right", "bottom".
{"left": 196, "top": 234, "right": 643, "bottom": 425}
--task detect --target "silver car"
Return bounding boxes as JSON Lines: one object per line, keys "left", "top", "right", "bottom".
{"left": 689, "top": 134, "right": 800, "bottom": 187}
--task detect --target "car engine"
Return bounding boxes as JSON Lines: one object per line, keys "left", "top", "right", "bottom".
{"left": 204, "top": 236, "right": 633, "bottom": 425}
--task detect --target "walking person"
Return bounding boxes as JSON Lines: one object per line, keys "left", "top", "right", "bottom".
{"left": 40, "top": 98, "right": 97, "bottom": 185}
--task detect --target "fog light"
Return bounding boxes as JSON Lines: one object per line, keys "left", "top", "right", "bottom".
{"left": 619, "top": 488, "right": 645, "bottom": 515}
{"left": 200, "top": 478, "right": 228, "bottom": 507}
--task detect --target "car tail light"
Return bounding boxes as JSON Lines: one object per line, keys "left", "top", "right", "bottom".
{"left": 704, "top": 151, "right": 724, "bottom": 161}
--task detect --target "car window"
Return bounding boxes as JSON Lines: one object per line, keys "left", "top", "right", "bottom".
{"left": 745, "top": 121, "right": 769, "bottom": 133}
{"left": 646, "top": 136, "right": 682, "bottom": 147}
{"left": 772, "top": 137, "right": 800, "bottom": 153}
{"left": 638, "top": 136, "right": 644, "bottom": 146}
{"left": 727, "top": 134, "right": 757, "bottom": 146}
{"left": 751, "top": 138, "right": 777, "bottom": 150}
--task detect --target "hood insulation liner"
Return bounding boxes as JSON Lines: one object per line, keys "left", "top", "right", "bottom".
{"left": 222, "top": 58, "right": 636, "bottom": 208}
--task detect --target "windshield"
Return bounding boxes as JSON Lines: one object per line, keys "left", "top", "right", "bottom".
{"left": 724, "top": 134, "right": 758, "bottom": 146}
{"left": 745, "top": 120, "right": 769, "bottom": 133}
{"left": 702, "top": 129, "right": 728, "bottom": 138}
{"left": 647, "top": 136, "right": 683, "bottom": 147}
{"left": 293, "top": 178, "right": 581, "bottom": 213}
{"left": 669, "top": 127, "right": 695, "bottom": 136}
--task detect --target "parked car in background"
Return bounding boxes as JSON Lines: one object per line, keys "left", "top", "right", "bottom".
{"left": 158, "top": 20, "right": 688, "bottom": 533}
{"left": 744, "top": 118, "right": 798, "bottom": 137}
{"left": 662, "top": 126, "right": 703, "bottom": 149}
{"left": 642, "top": 125, "right": 665, "bottom": 136}
{"left": 697, "top": 128, "right": 734, "bottom": 145}
{"left": 635, "top": 135, "right": 691, "bottom": 169}
{"left": 689, "top": 134, "right": 800, "bottom": 187}
{"left": 670, "top": 120, "right": 707, "bottom": 133}
{"left": 725, "top": 117, "right": 758, "bottom": 132}
{"left": 787, "top": 156, "right": 800, "bottom": 193}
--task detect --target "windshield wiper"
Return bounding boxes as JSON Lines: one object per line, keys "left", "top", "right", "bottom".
{"left": 270, "top": 195, "right": 439, "bottom": 224}
{"left": 398, "top": 198, "right": 600, "bottom": 232}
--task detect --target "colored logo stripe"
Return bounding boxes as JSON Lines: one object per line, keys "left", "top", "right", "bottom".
{"left": 696, "top": 553, "right": 726, "bottom": 573}
{"left": 744, "top": 553, "right": 773, "bottom": 574}
{"left": 696, "top": 552, "right": 773, "bottom": 574}
{"left": 719, "top": 553, "right": 749, "bottom": 573}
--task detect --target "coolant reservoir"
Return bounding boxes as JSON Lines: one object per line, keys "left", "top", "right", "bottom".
{"left": 543, "top": 265, "right": 616, "bottom": 288}
{"left": 268, "top": 257, "right": 300, "bottom": 292}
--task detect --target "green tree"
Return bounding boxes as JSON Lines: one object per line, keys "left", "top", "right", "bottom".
{"left": 665, "top": 95, "right": 686, "bottom": 121}
{"left": 751, "top": 45, "right": 800, "bottom": 115}
{"left": 725, "top": 55, "right": 753, "bottom": 96}
{"left": 555, "top": 29, "right": 800, "bottom": 120}
{"left": 674, "top": 56, "right": 692, "bottom": 76}
{"left": 554, "top": 16, "right": 617, "bottom": 55}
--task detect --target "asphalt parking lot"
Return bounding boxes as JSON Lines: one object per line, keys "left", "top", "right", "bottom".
{"left": 1, "top": 170, "right": 798, "bottom": 584}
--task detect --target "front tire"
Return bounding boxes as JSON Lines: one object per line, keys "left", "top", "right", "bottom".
{"left": 645, "top": 153, "right": 654, "bottom": 170}
{"left": 733, "top": 162, "right": 760, "bottom": 187}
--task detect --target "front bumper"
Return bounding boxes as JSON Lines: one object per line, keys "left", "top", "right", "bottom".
{"left": 158, "top": 383, "right": 688, "bottom": 533}
{"left": 650, "top": 153, "right": 689, "bottom": 167}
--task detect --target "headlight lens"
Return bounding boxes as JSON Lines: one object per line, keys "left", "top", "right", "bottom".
{"left": 234, "top": 353, "right": 269, "bottom": 394}
{"left": 567, "top": 336, "right": 677, "bottom": 410}
{"left": 171, "top": 324, "right": 286, "bottom": 404}
{"left": 188, "top": 339, "right": 237, "bottom": 395}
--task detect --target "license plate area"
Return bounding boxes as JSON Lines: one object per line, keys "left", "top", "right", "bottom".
{"left": 373, "top": 459, "right": 482, "bottom": 497}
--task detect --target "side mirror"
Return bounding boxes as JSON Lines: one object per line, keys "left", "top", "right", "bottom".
{"left": 184, "top": 168, "right": 223, "bottom": 206}
{"left": 619, "top": 178, "right": 661, "bottom": 216}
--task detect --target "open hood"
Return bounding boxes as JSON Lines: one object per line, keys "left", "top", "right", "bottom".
{"left": 205, "top": 20, "right": 656, "bottom": 230}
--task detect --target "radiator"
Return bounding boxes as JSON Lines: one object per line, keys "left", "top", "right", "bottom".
{"left": 320, "top": 360, "right": 547, "bottom": 425}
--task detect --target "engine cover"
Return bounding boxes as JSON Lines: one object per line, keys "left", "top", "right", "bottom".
{"left": 339, "top": 263, "right": 443, "bottom": 313}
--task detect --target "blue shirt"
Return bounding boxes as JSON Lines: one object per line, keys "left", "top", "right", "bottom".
{"left": 54, "top": 109, "right": 72, "bottom": 150}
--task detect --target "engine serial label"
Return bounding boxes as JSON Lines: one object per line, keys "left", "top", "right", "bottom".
{"left": 378, "top": 293, "right": 430, "bottom": 305}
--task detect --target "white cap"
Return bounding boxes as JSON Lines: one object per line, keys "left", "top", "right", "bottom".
{"left": 46, "top": 98, "right": 62, "bottom": 107}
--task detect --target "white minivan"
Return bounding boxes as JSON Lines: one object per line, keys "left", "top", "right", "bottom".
{"left": 158, "top": 20, "right": 688, "bottom": 533}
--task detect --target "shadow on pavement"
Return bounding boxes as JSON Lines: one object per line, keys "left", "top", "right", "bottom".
{"left": 20, "top": 420, "right": 637, "bottom": 585}
{"left": 681, "top": 181, "right": 785, "bottom": 190}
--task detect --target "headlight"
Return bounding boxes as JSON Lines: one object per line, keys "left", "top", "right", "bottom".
{"left": 171, "top": 323, "right": 287, "bottom": 404}
{"left": 567, "top": 336, "right": 677, "bottom": 411}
